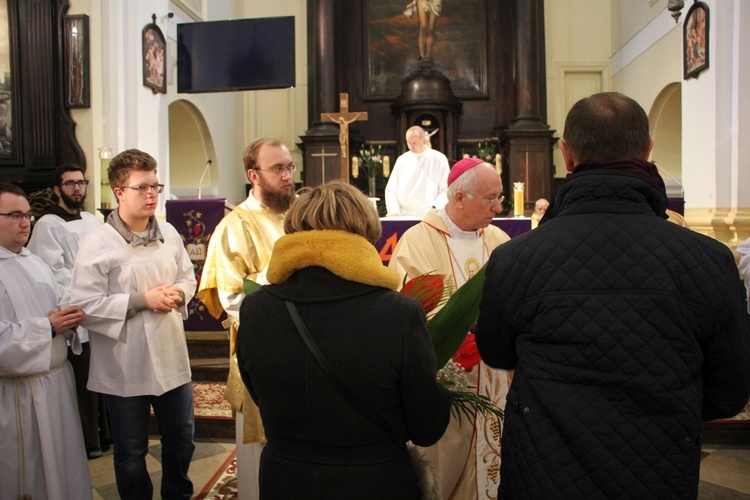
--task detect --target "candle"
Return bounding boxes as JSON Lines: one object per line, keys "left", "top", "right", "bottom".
{"left": 383, "top": 156, "right": 390, "bottom": 177}
{"left": 525, "top": 150, "right": 530, "bottom": 195}
{"left": 495, "top": 153, "right": 502, "bottom": 176}
{"left": 98, "top": 147, "right": 113, "bottom": 208}
{"left": 513, "top": 182, "right": 525, "bottom": 217}
{"left": 352, "top": 157, "right": 359, "bottom": 178}
{"left": 100, "top": 159, "right": 111, "bottom": 207}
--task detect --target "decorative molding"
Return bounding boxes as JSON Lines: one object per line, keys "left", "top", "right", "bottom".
{"left": 611, "top": 10, "right": 679, "bottom": 76}
{"left": 173, "top": 0, "right": 205, "bottom": 22}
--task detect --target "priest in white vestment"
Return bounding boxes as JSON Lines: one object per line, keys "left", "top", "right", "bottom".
{"left": 0, "top": 181, "right": 91, "bottom": 500}
{"left": 385, "top": 125, "right": 450, "bottom": 217}
{"left": 389, "top": 158, "right": 511, "bottom": 499}
{"left": 198, "top": 139, "right": 294, "bottom": 499}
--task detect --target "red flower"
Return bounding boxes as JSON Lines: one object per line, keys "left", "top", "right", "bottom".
{"left": 400, "top": 274, "right": 446, "bottom": 315}
{"left": 452, "top": 333, "right": 481, "bottom": 371}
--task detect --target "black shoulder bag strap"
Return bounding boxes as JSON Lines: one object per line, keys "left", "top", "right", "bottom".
{"left": 284, "top": 300, "right": 409, "bottom": 454}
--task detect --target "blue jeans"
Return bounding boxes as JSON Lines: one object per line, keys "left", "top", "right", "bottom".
{"left": 105, "top": 382, "right": 195, "bottom": 499}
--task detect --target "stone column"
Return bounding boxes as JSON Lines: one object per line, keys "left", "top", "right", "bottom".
{"left": 306, "top": 0, "right": 339, "bottom": 133}
{"left": 510, "top": 0, "right": 548, "bottom": 129}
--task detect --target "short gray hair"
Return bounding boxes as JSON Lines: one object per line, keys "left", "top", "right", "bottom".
{"left": 405, "top": 126, "right": 426, "bottom": 139}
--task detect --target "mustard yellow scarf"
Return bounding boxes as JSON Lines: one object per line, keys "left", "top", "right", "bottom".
{"left": 267, "top": 230, "right": 401, "bottom": 291}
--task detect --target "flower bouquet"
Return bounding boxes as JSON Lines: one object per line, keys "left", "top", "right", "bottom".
{"left": 400, "top": 267, "right": 504, "bottom": 425}
{"left": 355, "top": 145, "right": 384, "bottom": 197}
{"left": 476, "top": 141, "right": 497, "bottom": 163}
{"left": 358, "top": 145, "right": 384, "bottom": 178}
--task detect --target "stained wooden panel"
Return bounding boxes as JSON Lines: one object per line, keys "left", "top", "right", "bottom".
{"left": 0, "top": 0, "right": 85, "bottom": 192}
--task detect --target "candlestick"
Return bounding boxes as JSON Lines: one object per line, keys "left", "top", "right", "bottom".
{"left": 98, "top": 147, "right": 113, "bottom": 209}
{"left": 352, "top": 157, "right": 359, "bottom": 178}
{"left": 513, "top": 182, "right": 525, "bottom": 217}
{"left": 525, "top": 151, "right": 530, "bottom": 195}
{"left": 495, "top": 153, "right": 502, "bottom": 176}
{"left": 383, "top": 156, "right": 390, "bottom": 177}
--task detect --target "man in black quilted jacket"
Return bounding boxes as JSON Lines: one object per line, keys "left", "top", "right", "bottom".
{"left": 476, "top": 92, "right": 750, "bottom": 499}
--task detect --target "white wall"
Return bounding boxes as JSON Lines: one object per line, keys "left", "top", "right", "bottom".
{"left": 545, "top": 0, "right": 612, "bottom": 177}
{"left": 681, "top": 0, "right": 748, "bottom": 220}
{"left": 241, "top": 1, "right": 308, "bottom": 189}
{"left": 167, "top": 1, "right": 248, "bottom": 205}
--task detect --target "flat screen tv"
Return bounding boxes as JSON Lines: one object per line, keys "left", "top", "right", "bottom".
{"left": 177, "top": 16, "right": 295, "bottom": 94}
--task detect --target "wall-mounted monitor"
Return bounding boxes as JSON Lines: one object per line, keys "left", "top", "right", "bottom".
{"left": 177, "top": 16, "right": 295, "bottom": 94}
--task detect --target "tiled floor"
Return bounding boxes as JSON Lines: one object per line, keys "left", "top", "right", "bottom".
{"left": 89, "top": 437, "right": 234, "bottom": 499}
{"left": 88, "top": 439, "right": 750, "bottom": 499}
{"left": 699, "top": 444, "right": 750, "bottom": 499}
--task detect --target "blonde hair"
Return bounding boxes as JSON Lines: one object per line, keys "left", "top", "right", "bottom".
{"left": 284, "top": 180, "right": 382, "bottom": 244}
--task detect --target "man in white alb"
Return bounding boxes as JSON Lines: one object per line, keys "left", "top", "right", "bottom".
{"left": 0, "top": 181, "right": 91, "bottom": 500}
{"left": 389, "top": 158, "right": 511, "bottom": 499}
{"left": 385, "top": 125, "right": 450, "bottom": 217}
{"left": 72, "top": 150, "right": 197, "bottom": 499}
{"left": 26, "top": 164, "right": 109, "bottom": 459}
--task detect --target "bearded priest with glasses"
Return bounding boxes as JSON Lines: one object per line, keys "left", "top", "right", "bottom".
{"left": 198, "top": 138, "right": 296, "bottom": 499}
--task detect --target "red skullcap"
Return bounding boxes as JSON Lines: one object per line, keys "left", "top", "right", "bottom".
{"left": 448, "top": 157, "right": 486, "bottom": 186}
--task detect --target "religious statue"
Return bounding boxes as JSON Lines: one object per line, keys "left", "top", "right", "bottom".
{"left": 321, "top": 93, "right": 368, "bottom": 180}
{"left": 404, "top": 0, "right": 442, "bottom": 60}
{"left": 335, "top": 114, "right": 361, "bottom": 160}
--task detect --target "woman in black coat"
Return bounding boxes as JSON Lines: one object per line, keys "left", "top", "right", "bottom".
{"left": 236, "top": 180, "right": 452, "bottom": 499}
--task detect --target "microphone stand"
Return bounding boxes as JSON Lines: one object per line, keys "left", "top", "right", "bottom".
{"left": 197, "top": 159, "right": 213, "bottom": 199}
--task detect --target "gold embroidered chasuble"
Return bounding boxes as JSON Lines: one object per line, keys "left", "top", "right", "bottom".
{"left": 389, "top": 209, "right": 510, "bottom": 293}
{"left": 197, "top": 194, "right": 285, "bottom": 443}
{"left": 388, "top": 209, "right": 512, "bottom": 499}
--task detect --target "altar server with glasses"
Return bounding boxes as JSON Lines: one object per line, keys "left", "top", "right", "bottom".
{"left": 72, "top": 149, "right": 197, "bottom": 500}
{"left": 0, "top": 181, "right": 92, "bottom": 500}
{"left": 27, "top": 164, "right": 111, "bottom": 460}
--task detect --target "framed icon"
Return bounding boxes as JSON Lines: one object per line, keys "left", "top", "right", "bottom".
{"left": 683, "top": 2, "right": 709, "bottom": 80}
{"left": 64, "top": 14, "right": 90, "bottom": 108}
{"left": 142, "top": 20, "right": 167, "bottom": 94}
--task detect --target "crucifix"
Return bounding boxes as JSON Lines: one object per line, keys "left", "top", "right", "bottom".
{"left": 310, "top": 148, "right": 338, "bottom": 185}
{"left": 321, "top": 93, "right": 368, "bottom": 181}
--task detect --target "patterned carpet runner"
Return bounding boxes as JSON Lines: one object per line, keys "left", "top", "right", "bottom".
{"left": 193, "top": 381, "right": 233, "bottom": 419}
{"left": 196, "top": 450, "right": 238, "bottom": 499}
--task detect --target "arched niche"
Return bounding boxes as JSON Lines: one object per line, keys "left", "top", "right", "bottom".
{"left": 168, "top": 99, "right": 217, "bottom": 199}
{"left": 649, "top": 83, "right": 682, "bottom": 182}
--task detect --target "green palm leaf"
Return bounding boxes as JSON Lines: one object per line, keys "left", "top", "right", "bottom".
{"left": 243, "top": 278, "right": 262, "bottom": 296}
{"left": 427, "top": 263, "right": 487, "bottom": 368}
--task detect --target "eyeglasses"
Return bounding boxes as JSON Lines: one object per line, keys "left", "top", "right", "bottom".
{"left": 120, "top": 184, "right": 164, "bottom": 195}
{"left": 61, "top": 180, "right": 89, "bottom": 189}
{"left": 253, "top": 163, "right": 297, "bottom": 176}
{"left": 0, "top": 211, "right": 35, "bottom": 222}
{"left": 466, "top": 194, "right": 505, "bottom": 206}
